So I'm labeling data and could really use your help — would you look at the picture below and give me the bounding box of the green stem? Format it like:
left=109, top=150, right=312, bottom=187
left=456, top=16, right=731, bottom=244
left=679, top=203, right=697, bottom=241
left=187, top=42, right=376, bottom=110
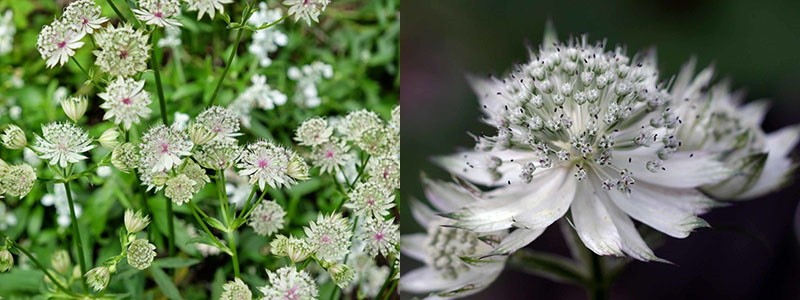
left=151, top=27, right=175, bottom=256
left=588, top=252, right=608, bottom=300
left=237, top=186, right=258, bottom=220
left=104, top=0, right=128, bottom=23
left=63, top=181, right=89, bottom=292
left=329, top=216, right=359, bottom=300
left=188, top=201, right=226, bottom=250
left=227, top=231, right=240, bottom=278
left=13, top=243, right=79, bottom=297
left=240, top=189, right=268, bottom=222
left=207, top=0, right=255, bottom=106
left=217, top=171, right=230, bottom=224
left=70, top=57, right=93, bottom=84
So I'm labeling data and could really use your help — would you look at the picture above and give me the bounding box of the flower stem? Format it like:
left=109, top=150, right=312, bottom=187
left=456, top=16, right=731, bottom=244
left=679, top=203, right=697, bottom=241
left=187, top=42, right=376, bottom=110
left=227, top=231, right=240, bottom=278
left=63, top=181, right=89, bottom=292
left=187, top=201, right=226, bottom=250
left=104, top=0, right=128, bottom=23
left=587, top=251, right=608, bottom=300
left=151, top=27, right=175, bottom=256
left=207, top=0, right=255, bottom=106
left=14, top=243, right=78, bottom=297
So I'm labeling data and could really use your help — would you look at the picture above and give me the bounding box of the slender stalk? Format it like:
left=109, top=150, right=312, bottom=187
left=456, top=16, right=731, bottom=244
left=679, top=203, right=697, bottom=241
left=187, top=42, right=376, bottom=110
left=227, top=231, right=240, bottom=278
left=329, top=216, right=360, bottom=300
left=188, top=201, right=226, bottom=250
left=151, top=27, right=175, bottom=256
left=207, top=0, right=255, bottom=105
left=104, top=0, right=128, bottom=23
left=217, top=171, right=230, bottom=224
left=70, top=57, right=94, bottom=85
left=13, top=243, right=78, bottom=297
left=63, top=181, right=89, bottom=292
left=240, top=189, right=268, bottom=221
left=376, top=260, right=397, bottom=299
left=236, top=186, right=258, bottom=220
left=588, top=252, right=608, bottom=300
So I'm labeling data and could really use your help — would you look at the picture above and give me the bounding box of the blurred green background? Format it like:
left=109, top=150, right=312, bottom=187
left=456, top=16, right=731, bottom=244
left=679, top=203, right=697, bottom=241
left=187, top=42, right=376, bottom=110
left=401, top=0, right=800, bottom=299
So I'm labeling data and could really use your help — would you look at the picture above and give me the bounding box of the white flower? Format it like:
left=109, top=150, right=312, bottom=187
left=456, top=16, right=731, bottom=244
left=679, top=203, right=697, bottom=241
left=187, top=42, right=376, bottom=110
left=669, top=60, right=800, bottom=200
left=401, top=177, right=507, bottom=299
left=195, top=140, right=241, bottom=170
left=85, top=266, right=110, bottom=292
left=185, top=0, right=233, bottom=20
left=295, top=117, right=333, bottom=146
left=345, top=181, right=395, bottom=219
left=342, top=109, right=382, bottom=143
left=236, top=141, right=294, bottom=190
left=361, top=217, right=398, bottom=258
left=112, top=142, right=139, bottom=173
left=127, top=239, right=156, bottom=270
left=63, top=0, right=108, bottom=35
left=229, top=75, right=287, bottom=128
left=247, top=3, right=287, bottom=67
left=270, top=234, right=312, bottom=263
left=139, top=124, right=193, bottom=173
left=435, top=30, right=733, bottom=262
left=196, top=106, right=241, bottom=143
left=326, top=263, right=355, bottom=289
left=61, top=96, right=88, bottom=122
left=311, top=137, right=352, bottom=175
left=259, top=267, right=318, bottom=300
left=368, top=157, right=399, bottom=191
left=0, top=10, right=16, bottom=55
left=287, top=62, right=332, bottom=108
left=157, top=25, right=182, bottom=48
left=124, top=209, right=151, bottom=233
left=283, top=0, right=330, bottom=25
left=93, top=24, right=150, bottom=77
left=1, top=124, right=27, bottom=150
left=98, top=127, right=121, bottom=149
left=303, top=213, right=351, bottom=263
left=99, top=77, right=152, bottom=130
left=33, top=122, right=95, bottom=168
left=221, top=278, right=252, bottom=300
left=248, top=201, right=286, bottom=236
left=37, top=19, right=84, bottom=68
left=0, top=164, right=36, bottom=198
left=133, top=0, right=182, bottom=27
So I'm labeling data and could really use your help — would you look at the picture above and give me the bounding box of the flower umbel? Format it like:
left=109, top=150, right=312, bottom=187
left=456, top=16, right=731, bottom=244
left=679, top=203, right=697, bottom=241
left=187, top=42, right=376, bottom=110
left=37, top=19, right=84, bottom=68
left=93, top=24, right=150, bottom=77
left=33, top=122, right=95, bottom=168
left=99, top=77, right=152, bottom=130
left=127, top=239, right=157, bottom=270
left=133, top=0, right=182, bottom=27
left=248, top=201, right=286, bottom=236
left=303, top=213, right=352, bottom=263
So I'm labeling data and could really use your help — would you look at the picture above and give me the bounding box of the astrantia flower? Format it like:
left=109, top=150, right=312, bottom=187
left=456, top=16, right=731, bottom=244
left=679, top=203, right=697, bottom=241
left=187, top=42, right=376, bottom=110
left=326, top=263, right=355, bottom=289
left=196, top=106, right=241, bottom=143
left=283, top=0, right=330, bottom=25
left=304, top=213, right=352, bottom=263
left=139, top=124, right=193, bottom=173
left=368, top=157, right=399, bottom=191
left=401, top=177, right=507, bottom=299
left=343, top=109, right=382, bottom=143
left=124, top=209, right=150, bottom=234
left=1, top=124, right=27, bottom=150
left=259, top=267, right=318, bottom=300
left=133, top=0, right=182, bottom=27
left=435, top=30, right=733, bottom=261
left=669, top=61, right=800, bottom=200
left=221, top=278, right=252, bottom=300
left=112, top=142, right=139, bottom=173
left=61, top=96, right=88, bottom=122
left=345, top=181, right=395, bottom=219
left=311, top=137, right=352, bottom=175
left=127, top=239, right=156, bottom=270
left=237, top=141, right=294, bottom=190
left=33, top=122, right=95, bottom=168
left=37, top=19, right=84, bottom=68
left=195, top=140, right=241, bottom=170
left=85, top=266, right=110, bottom=292
left=99, top=77, right=152, bottom=130
left=0, top=164, right=37, bottom=198
left=248, top=200, right=286, bottom=236
left=295, top=117, right=333, bottom=146
left=165, top=174, right=197, bottom=205
left=98, top=127, right=120, bottom=149
left=361, top=217, right=399, bottom=258
left=0, top=249, right=13, bottom=272
left=93, top=24, right=150, bottom=77
left=270, top=234, right=312, bottom=263
left=63, top=0, right=108, bottom=35
left=390, top=105, right=400, bottom=132
left=185, top=0, right=233, bottom=20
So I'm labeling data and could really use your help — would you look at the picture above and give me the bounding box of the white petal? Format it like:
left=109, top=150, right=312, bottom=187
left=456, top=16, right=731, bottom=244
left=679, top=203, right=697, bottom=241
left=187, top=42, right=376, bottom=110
left=399, top=267, right=461, bottom=294
left=737, top=125, right=800, bottom=199
left=739, top=100, right=770, bottom=126
left=433, top=150, right=535, bottom=187
left=570, top=183, right=623, bottom=256
left=410, top=199, right=436, bottom=228
left=606, top=181, right=713, bottom=238
left=400, top=233, right=429, bottom=262
left=490, top=227, right=545, bottom=256
left=616, top=151, right=732, bottom=188
left=422, top=176, right=479, bottom=213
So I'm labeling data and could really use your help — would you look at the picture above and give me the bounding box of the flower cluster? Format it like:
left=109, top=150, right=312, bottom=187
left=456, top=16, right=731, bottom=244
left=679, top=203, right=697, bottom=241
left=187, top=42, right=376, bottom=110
left=93, top=23, right=151, bottom=77
left=248, top=3, right=287, bottom=67
left=283, top=0, right=330, bottom=25
left=36, top=0, right=107, bottom=68
left=133, top=0, right=182, bottom=27
left=85, top=209, right=156, bottom=292
left=288, top=61, right=333, bottom=108
left=185, top=0, right=233, bottom=20
left=402, top=28, right=800, bottom=298
left=229, top=75, right=288, bottom=128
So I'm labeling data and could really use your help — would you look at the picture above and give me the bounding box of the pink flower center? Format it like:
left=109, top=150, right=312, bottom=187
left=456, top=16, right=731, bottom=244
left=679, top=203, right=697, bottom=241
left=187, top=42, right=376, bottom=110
left=159, top=143, right=170, bottom=154
left=122, top=97, right=132, bottom=105
left=119, top=50, right=129, bottom=59
left=154, top=12, right=163, bottom=18
left=325, top=150, right=335, bottom=159
left=82, top=17, right=89, bottom=25
left=320, top=234, right=331, bottom=244
left=257, top=159, right=269, bottom=168
left=366, top=198, right=375, bottom=206
left=374, top=232, right=384, bottom=241
left=285, top=287, right=299, bottom=300
left=57, top=41, right=67, bottom=49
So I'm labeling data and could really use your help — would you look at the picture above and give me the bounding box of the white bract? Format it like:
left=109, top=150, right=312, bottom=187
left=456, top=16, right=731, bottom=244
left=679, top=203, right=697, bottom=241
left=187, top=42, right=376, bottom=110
left=37, top=19, right=84, bottom=68
left=33, top=122, right=95, bottom=168
left=185, top=0, right=233, bottom=20
left=93, top=24, right=150, bottom=77
left=133, top=0, right=182, bottom=27
left=63, top=0, right=108, bottom=35
left=259, top=267, right=318, bottom=300
left=99, top=77, right=152, bottom=130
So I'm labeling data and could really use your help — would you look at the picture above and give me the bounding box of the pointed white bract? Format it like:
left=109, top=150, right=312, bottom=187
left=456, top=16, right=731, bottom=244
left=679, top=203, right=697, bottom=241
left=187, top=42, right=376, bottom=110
left=37, top=19, right=84, bottom=68
left=33, top=122, right=95, bottom=168
left=132, top=0, right=182, bottom=27
left=99, top=77, right=152, bottom=130
left=63, top=0, right=108, bottom=35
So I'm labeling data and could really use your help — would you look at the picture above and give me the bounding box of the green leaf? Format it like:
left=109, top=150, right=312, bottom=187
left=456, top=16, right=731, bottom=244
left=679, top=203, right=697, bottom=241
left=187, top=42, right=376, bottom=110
left=150, top=267, right=183, bottom=300
left=508, top=249, right=589, bottom=286
left=153, top=257, right=200, bottom=269
left=204, top=216, right=228, bottom=233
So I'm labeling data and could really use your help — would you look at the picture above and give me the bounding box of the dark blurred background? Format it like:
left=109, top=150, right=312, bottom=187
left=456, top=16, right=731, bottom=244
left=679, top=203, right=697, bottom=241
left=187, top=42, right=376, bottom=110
left=400, top=0, right=800, bottom=299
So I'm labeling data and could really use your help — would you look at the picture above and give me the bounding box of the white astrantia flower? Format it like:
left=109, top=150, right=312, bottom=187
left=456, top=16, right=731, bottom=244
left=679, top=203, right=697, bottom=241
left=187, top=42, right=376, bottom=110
left=37, top=19, right=85, bottom=68
left=283, top=0, right=330, bottom=25
left=236, top=140, right=296, bottom=190
left=248, top=200, right=286, bottom=236
left=0, top=163, right=36, bottom=198
left=311, top=137, right=352, bottom=175
left=345, top=181, right=395, bottom=219
left=247, top=2, right=287, bottom=67
left=61, top=96, right=88, bottom=123
left=85, top=266, right=110, bottom=292
left=127, top=239, right=157, bottom=270
left=139, top=124, right=193, bottom=173
left=229, top=75, right=287, bottom=128
left=165, top=174, right=196, bottom=205
left=93, top=24, right=150, bottom=77
left=220, top=278, right=252, bottom=300
left=287, top=61, right=333, bottom=108
left=1, top=124, right=27, bottom=150
left=133, top=0, right=182, bottom=27
left=62, top=0, right=108, bottom=35
left=304, top=213, right=352, bottom=263
left=367, top=156, right=399, bottom=191
left=33, top=122, right=95, bottom=168
left=295, top=117, right=333, bottom=147
left=259, top=267, right=318, bottom=300
left=401, top=176, right=507, bottom=299
left=112, top=142, right=139, bottom=173
left=0, top=10, right=16, bottom=55
left=196, top=106, right=242, bottom=143
left=361, top=217, right=399, bottom=258
left=668, top=60, right=800, bottom=200
left=342, top=109, right=382, bottom=143
left=185, top=0, right=233, bottom=20
left=435, top=29, right=734, bottom=261
left=99, top=77, right=152, bottom=130
left=195, top=140, right=241, bottom=170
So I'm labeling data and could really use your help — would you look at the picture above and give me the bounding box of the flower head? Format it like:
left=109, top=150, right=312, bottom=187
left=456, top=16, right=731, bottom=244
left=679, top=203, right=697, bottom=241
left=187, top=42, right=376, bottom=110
left=237, top=141, right=299, bottom=190
left=221, top=278, right=252, bottom=300
left=259, top=267, right=318, bottom=300
left=98, top=127, right=121, bottom=149
left=0, top=163, right=37, bottom=198
left=61, top=96, right=88, bottom=122
left=139, top=124, right=193, bottom=173
left=1, top=124, right=27, bottom=149
left=326, top=263, right=355, bottom=289
left=368, top=157, right=399, bottom=191
left=127, top=239, right=156, bottom=270
left=37, top=19, right=84, bottom=68
left=133, top=0, right=182, bottom=27
left=112, top=142, right=139, bottom=173
left=33, top=122, right=95, bottom=167
left=310, top=137, right=351, bottom=175
left=93, top=24, right=150, bottom=77
left=343, top=109, right=383, bottom=143
left=124, top=209, right=150, bottom=233
left=295, top=117, right=333, bottom=146
left=0, top=249, right=13, bottom=272
left=345, top=181, right=394, bottom=219
left=185, top=0, right=233, bottom=20
left=361, top=217, right=399, bottom=258
left=51, top=250, right=71, bottom=274
left=248, top=200, right=286, bottom=236
left=270, top=234, right=312, bottom=263
left=303, top=213, right=351, bottom=263
left=63, top=0, right=108, bottom=35
left=165, top=174, right=197, bottom=205
left=85, top=266, right=110, bottom=291
left=196, top=106, right=242, bottom=143
left=283, top=0, right=330, bottom=25
left=195, top=140, right=241, bottom=170
left=99, top=77, right=152, bottom=130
